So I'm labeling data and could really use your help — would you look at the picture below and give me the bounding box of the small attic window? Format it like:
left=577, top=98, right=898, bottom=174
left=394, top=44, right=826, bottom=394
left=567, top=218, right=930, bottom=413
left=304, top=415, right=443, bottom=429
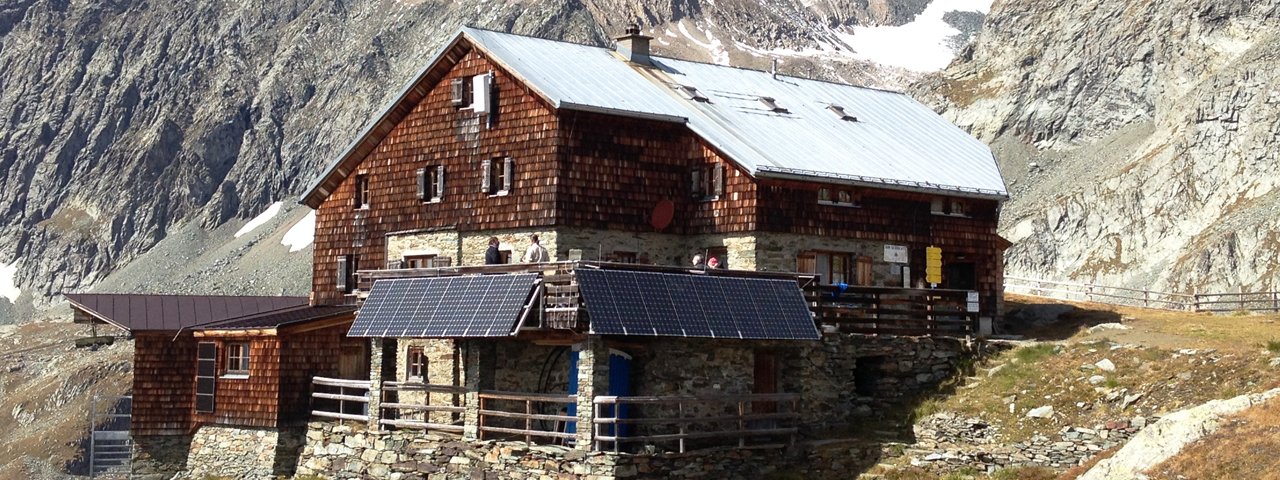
left=758, top=96, right=787, bottom=113
left=828, top=104, right=858, bottom=122
left=676, top=84, right=709, bottom=102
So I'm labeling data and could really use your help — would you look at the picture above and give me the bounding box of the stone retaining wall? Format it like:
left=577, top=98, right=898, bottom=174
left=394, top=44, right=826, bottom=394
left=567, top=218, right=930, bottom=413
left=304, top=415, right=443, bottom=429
left=297, top=421, right=888, bottom=479
left=131, top=435, right=192, bottom=480
left=180, top=425, right=304, bottom=479
left=909, top=413, right=1145, bottom=473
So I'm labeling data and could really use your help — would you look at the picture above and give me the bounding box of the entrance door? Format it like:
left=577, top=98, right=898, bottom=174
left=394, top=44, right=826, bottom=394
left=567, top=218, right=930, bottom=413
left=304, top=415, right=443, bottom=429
left=943, top=262, right=977, bottom=290
left=338, top=339, right=369, bottom=380
left=753, top=351, right=778, bottom=414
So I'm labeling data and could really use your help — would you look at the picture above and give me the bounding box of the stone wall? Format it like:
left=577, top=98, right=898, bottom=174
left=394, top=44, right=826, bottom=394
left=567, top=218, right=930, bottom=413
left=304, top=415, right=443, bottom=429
left=131, top=435, right=191, bottom=480
left=396, top=338, right=460, bottom=424
left=755, top=232, right=907, bottom=286
left=909, top=413, right=1144, bottom=473
left=180, top=425, right=304, bottom=479
left=296, top=421, right=862, bottom=479
left=791, top=334, right=978, bottom=430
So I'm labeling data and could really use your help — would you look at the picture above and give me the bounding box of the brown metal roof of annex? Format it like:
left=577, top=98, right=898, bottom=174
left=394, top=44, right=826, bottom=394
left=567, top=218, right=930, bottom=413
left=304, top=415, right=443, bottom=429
left=65, top=293, right=309, bottom=333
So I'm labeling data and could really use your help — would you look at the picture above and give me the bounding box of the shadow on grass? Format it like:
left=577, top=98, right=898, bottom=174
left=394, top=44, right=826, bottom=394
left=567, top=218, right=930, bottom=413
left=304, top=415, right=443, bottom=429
left=1001, top=298, right=1123, bottom=341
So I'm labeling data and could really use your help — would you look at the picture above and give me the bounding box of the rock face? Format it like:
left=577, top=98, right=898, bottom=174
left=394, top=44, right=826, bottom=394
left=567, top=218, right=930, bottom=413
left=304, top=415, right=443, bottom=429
left=925, top=0, right=1280, bottom=294
left=0, top=0, right=986, bottom=319
left=1077, top=388, right=1280, bottom=480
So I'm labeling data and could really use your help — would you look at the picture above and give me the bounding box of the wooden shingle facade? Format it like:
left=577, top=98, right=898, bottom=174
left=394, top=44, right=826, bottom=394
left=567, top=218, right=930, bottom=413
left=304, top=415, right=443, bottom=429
left=304, top=28, right=1009, bottom=316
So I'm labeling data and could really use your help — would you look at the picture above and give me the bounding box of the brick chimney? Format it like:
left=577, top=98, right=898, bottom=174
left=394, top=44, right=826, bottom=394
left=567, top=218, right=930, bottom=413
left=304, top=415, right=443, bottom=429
left=614, top=23, right=652, bottom=65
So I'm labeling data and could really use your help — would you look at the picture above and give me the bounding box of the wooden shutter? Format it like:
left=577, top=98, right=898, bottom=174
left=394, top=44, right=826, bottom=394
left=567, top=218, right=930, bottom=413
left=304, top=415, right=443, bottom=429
left=450, top=78, right=467, bottom=106
left=690, top=169, right=702, bottom=198
left=386, top=259, right=404, bottom=269
left=481, top=159, right=492, bottom=193
left=416, top=167, right=427, bottom=200
left=435, top=165, right=445, bottom=200
left=502, top=157, right=514, bottom=192
left=432, top=256, right=452, bottom=268
left=336, top=256, right=349, bottom=291
left=195, top=342, right=217, bottom=413
left=712, top=164, right=724, bottom=197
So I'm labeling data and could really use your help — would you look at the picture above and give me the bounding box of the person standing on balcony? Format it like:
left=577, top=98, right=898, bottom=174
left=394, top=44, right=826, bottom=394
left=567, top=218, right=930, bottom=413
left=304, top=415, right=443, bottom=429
left=522, top=234, right=549, bottom=263
left=691, top=253, right=705, bottom=268
left=485, top=237, right=502, bottom=265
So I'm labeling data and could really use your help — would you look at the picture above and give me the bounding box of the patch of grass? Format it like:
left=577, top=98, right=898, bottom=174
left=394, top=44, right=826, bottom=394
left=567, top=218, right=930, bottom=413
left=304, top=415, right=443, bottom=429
left=882, top=466, right=938, bottom=480
left=1104, top=377, right=1122, bottom=388
left=1014, top=344, right=1060, bottom=364
left=1146, top=397, right=1280, bottom=479
left=1266, top=340, right=1280, bottom=354
left=988, top=466, right=1056, bottom=480
left=941, top=466, right=981, bottom=479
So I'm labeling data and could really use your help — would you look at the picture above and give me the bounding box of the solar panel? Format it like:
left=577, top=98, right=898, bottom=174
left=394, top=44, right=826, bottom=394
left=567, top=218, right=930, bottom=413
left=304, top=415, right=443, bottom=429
left=348, top=273, right=538, bottom=338
left=576, top=269, right=819, bottom=340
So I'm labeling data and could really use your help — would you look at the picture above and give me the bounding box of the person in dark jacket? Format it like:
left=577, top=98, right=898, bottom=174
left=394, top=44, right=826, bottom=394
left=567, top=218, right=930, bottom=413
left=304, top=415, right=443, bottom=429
left=485, top=237, right=502, bottom=265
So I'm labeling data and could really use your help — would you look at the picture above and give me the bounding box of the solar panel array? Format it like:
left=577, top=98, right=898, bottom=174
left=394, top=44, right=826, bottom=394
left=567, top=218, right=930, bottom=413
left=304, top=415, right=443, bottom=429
left=348, top=273, right=538, bottom=338
left=575, top=269, right=819, bottom=340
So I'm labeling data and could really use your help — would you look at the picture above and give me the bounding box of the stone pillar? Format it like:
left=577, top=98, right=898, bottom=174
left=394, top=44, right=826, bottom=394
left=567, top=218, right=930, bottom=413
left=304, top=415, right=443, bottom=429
left=368, top=338, right=383, bottom=431
left=574, top=336, right=610, bottom=451
left=460, top=340, right=495, bottom=440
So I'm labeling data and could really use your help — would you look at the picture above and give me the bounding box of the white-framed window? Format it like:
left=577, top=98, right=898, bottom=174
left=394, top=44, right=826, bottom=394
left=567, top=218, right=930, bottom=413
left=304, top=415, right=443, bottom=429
left=482, top=157, right=513, bottom=196
left=353, top=174, right=370, bottom=210
left=931, top=197, right=970, bottom=217
left=225, top=342, right=250, bottom=377
left=417, top=165, right=445, bottom=202
left=818, top=187, right=861, bottom=207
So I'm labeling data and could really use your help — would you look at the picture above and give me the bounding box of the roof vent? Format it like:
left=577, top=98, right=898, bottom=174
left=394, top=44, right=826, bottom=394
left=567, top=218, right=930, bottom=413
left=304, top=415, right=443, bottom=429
left=828, top=104, right=858, bottom=122
left=676, top=84, right=709, bottom=102
left=758, top=96, right=788, bottom=113
left=614, top=23, right=652, bottom=65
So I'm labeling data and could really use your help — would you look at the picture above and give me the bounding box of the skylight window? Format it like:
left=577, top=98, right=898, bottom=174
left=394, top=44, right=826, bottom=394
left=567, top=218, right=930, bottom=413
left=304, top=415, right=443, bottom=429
left=758, top=96, right=788, bottom=113
left=828, top=104, right=858, bottom=122
left=675, top=84, right=709, bottom=102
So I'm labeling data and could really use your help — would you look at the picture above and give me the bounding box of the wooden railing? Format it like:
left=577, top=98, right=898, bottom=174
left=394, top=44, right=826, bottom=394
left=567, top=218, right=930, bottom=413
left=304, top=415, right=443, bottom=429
left=1005, top=275, right=1195, bottom=310
left=380, top=381, right=467, bottom=433
left=592, top=393, right=800, bottom=453
left=1190, top=291, right=1280, bottom=313
left=311, top=377, right=371, bottom=423
left=805, top=285, right=979, bottom=336
left=477, top=391, right=578, bottom=444
left=1006, top=276, right=1280, bottom=313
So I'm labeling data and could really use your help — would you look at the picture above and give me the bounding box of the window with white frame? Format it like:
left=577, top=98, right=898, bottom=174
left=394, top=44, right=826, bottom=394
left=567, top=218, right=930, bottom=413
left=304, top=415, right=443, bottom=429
left=225, top=342, right=250, bottom=376
left=407, top=346, right=427, bottom=379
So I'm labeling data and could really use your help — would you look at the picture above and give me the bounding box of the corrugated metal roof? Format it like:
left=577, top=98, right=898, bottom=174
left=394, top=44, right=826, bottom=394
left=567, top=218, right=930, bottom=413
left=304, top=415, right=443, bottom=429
left=65, top=294, right=309, bottom=332
left=463, top=27, right=1007, bottom=198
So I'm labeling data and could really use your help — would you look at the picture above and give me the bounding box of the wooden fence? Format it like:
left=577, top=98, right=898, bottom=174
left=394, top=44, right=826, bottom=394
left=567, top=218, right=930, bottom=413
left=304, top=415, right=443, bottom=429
left=592, top=393, right=800, bottom=453
left=380, top=381, right=467, bottom=432
left=1005, top=276, right=1280, bottom=313
left=477, top=391, right=578, bottom=444
left=311, top=377, right=371, bottom=423
left=804, top=285, right=980, bottom=336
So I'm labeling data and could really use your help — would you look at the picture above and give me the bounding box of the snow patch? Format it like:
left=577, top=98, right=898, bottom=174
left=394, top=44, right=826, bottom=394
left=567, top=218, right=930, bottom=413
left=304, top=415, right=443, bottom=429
left=836, top=0, right=993, bottom=72
left=0, top=260, right=19, bottom=304
left=282, top=210, right=316, bottom=253
left=234, top=202, right=283, bottom=238
left=677, top=21, right=731, bottom=65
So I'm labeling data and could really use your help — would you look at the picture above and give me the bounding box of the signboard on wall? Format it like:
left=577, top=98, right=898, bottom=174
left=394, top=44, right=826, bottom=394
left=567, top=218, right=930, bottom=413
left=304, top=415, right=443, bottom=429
left=884, top=245, right=909, bottom=264
left=966, top=291, right=980, bottom=312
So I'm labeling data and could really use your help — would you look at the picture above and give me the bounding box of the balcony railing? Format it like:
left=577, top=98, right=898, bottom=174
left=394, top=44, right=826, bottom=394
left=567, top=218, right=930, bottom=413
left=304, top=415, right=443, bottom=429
left=477, top=391, right=577, bottom=444
left=358, top=261, right=985, bottom=338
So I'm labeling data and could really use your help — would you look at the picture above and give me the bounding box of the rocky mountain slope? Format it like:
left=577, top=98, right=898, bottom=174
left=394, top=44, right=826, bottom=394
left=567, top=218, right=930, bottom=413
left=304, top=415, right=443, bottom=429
left=925, top=0, right=1280, bottom=294
left=0, top=0, right=987, bottom=322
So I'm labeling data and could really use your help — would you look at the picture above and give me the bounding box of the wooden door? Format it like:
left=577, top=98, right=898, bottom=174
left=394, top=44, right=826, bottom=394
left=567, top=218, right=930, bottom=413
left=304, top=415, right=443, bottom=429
left=753, top=351, right=778, bottom=414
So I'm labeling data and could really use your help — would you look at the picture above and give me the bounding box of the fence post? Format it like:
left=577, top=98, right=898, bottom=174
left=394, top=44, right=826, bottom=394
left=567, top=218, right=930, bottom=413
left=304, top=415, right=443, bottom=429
left=1273, top=291, right=1278, bottom=312
left=368, top=338, right=384, bottom=431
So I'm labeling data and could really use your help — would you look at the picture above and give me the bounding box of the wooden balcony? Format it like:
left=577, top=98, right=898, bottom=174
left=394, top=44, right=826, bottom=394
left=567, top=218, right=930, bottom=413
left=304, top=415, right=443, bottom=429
left=355, top=261, right=982, bottom=338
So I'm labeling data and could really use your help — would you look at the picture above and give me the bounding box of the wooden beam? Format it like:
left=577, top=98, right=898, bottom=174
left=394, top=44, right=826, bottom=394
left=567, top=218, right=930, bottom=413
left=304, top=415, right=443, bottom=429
left=194, top=329, right=277, bottom=337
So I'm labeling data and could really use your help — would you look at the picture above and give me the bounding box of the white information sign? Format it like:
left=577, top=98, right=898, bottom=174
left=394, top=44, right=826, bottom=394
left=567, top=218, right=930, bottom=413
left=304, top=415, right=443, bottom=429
left=966, top=291, right=980, bottom=312
left=884, top=245, right=909, bottom=264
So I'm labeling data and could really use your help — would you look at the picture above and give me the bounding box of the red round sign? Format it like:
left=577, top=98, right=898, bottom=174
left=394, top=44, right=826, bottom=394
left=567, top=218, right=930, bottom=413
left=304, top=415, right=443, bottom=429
left=650, top=199, right=674, bottom=230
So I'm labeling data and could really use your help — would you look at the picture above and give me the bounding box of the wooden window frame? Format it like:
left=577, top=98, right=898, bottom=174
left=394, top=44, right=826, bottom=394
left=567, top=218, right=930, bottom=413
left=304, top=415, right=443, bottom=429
left=353, top=174, right=370, bottom=210
left=482, top=157, right=513, bottom=196
left=224, top=342, right=250, bottom=378
left=404, top=254, right=450, bottom=269
left=450, top=78, right=471, bottom=108
left=690, top=163, right=724, bottom=201
left=417, top=165, right=445, bottom=203
left=337, top=254, right=359, bottom=294
left=818, top=187, right=861, bottom=208
left=407, top=346, right=427, bottom=380
left=931, top=197, right=970, bottom=217
left=797, top=250, right=866, bottom=286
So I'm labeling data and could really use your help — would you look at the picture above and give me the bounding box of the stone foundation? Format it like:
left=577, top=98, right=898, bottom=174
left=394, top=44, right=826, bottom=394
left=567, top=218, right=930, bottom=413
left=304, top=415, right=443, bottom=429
left=297, top=421, right=884, bottom=479
left=179, top=425, right=304, bottom=478
left=131, top=434, right=192, bottom=480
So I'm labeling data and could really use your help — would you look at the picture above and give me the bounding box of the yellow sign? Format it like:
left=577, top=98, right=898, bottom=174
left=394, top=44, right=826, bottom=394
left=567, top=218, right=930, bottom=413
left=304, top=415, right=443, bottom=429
left=925, top=246, right=943, bottom=284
